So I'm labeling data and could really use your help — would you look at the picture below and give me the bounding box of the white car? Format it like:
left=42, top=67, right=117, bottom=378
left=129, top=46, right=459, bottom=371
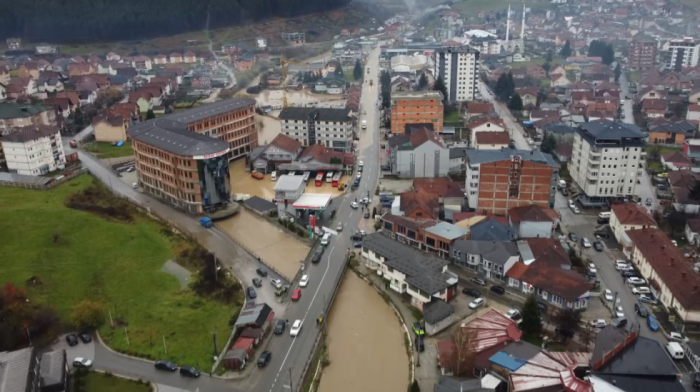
left=615, top=306, right=624, bottom=318
left=336, top=223, right=343, bottom=232
left=570, top=204, right=580, bottom=214
left=627, top=277, right=645, bottom=285
left=299, top=274, right=309, bottom=287
left=527, top=138, right=534, bottom=145
left=360, top=197, right=370, bottom=204
left=632, top=286, right=650, bottom=295
left=132, top=183, right=138, bottom=189
left=604, top=289, right=614, bottom=302
left=669, top=332, right=689, bottom=342
left=359, top=161, right=364, bottom=167
left=582, top=238, right=592, bottom=248
left=356, top=173, right=362, bottom=179
left=588, top=263, right=597, bottom=273
left=506, top=309, right=521, bottom=320
left=618, top=264, right=633, bottom=271
left=73, top=357, right=93, bottom=368
left=271, top=278, right=283, bottom=288
left=590, top=319, right=607, bottom=328
left=468, top=298, right=485, bottom=309
left=350, top=202, right=359, bottom=209
left=290, top=320, right=302, bottom=336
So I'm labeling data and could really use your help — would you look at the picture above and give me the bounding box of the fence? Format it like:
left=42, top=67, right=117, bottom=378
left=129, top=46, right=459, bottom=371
left=0, top=167, right=88, bottom=190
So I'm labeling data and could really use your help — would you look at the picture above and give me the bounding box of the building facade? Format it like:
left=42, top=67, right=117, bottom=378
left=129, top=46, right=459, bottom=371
left=0, top=103, right=56, bottom=133
left=387, top=127, right=450, bottom=178
left=465, top=149, right=559, bottom=215
left=390, top=91, right=444, bottom=134
left=433, top=47, right=480, bottom=102
left=278, top=107, right=353, bottom=152
left=662, top=37, right=700, bottom=71
left=3, top=125, right=65, bottom=175
left=568, top=121, right=646, bottom=204
left=129, top=102, right=244, bottom=214
left=628, top=40, right=658, bottom=71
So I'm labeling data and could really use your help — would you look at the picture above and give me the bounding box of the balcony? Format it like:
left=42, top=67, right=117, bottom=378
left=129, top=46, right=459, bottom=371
left=586, top=171, right=598, bottom=180
left=589, top=149, right=601, bottom=158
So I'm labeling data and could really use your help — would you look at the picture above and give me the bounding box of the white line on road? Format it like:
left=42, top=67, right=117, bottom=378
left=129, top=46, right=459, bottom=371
left=269, top=245, right=335, bottom=392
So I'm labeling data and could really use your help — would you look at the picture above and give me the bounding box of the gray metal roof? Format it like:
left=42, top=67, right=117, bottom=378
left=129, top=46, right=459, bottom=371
left=278, top=107, right=352, bottom=123
left=434, top=377, right=491, bottom=392
left=649, top=120, right=696, bottom=135
left=128, top=98, right=254, bottom=157
left=244, top=197, right=277, bottom=214
left=0, top=348, right=34, bottom=392
left=235, top=303, right=272, bottom=327
left=39, top=350, right=66, bottom=388
left=543, top=121, right=575, bottom=134
left=424, top=222, right=470, bottom=241
left=452, top=240, right=519, bottom=266
left=469, top=219, right=516, bottom=242
left=579, top=121, right=645, bottom=141
left=273, top=175, right=305, bottom=192
left=449, top=147, right=467, bottom=159
left=0, top=172, right=52, bottom=186
left=465, top=148, right=559, bottom=168
left=424, top=300, right=454, bottom=324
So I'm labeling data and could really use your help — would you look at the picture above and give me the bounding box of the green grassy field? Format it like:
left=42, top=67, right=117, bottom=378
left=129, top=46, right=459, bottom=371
left=453, top=0, right=550, bottom=16
left=0, top=175, right=235, bottom=367
left=82, top=372, right=151, bottom=392
left=84, top=142, right=134, bottom=159
left=444, top=111, right=461, bottom=122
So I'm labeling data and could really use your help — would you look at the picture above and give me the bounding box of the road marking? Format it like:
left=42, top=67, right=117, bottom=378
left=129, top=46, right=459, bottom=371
left=269, top=245, right=335, bottom=392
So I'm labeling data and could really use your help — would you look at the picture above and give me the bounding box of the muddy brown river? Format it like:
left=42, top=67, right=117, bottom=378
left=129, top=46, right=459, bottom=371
left=318, top=273, right=409, bottom=392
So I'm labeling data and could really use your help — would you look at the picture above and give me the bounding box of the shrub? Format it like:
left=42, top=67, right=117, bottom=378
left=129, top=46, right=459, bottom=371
left=70, top=300, right=105, bottom=330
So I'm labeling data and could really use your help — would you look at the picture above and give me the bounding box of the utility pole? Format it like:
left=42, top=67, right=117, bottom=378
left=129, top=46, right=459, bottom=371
left=163, top=335, right=167, bottom=354
left=288, top=367, right=294, bottom=392
left=26, top=328, right=32, bottom=346
left=124, top=326, right=130, bottom=346
left=213, top=326, right=218, bottom=356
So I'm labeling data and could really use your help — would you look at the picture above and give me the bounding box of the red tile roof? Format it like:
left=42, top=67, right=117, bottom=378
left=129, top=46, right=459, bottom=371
left=527, top=238, right=570, bottom=268
left=662, top=151, right=692, bottom=166
left=269, top=133, right=301, bottom=154
left=611, top=204, right=657, bottom=227
left=506, top=262, right=529, bottom=280
left=409, top=127, right=443, bottom=148
left=460, top=309, right=522, bottom=352
left=626, top=228, right=700, bottom=311
left=399, top=191, right=440, bottom=219
left=520, top=265, right=592, bottom=301
left=413, top=178, right=464, bottom=198
left=508, top=205, right=555, bottom=224
left=466, top=102, right=494, bottom=114
left=466, top=117, right=506, bottom=130
left=475, top=131, right=510, bottom=145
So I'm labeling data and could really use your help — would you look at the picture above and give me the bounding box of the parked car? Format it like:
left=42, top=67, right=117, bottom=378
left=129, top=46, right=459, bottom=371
left=258, top=351, right=272, bottom=367
left=299, top=274, right=309, bottom=287
left=627, top=277, right=646, bottom=285
left=638, top=294, right=657, bottom=304
left=290, top=320, right=303, bottom=336
left=615, top=306, right=624, bottom=318
left=256, top=268, right=268, bottom=277
left=469, top=298, right=485, bottom=309
left=647, top=315, right=660, bottom=331
left=593, top=242, right=603, bottom=251
left=588, top=263, right=597, bottom=274
left=72, top=358, right=93, bottom=368
left=645, top=198, right=652, bottom=206
left=612, top=318, right=627, bottom=328
left=471, top=277, right=487, bottom=286
left=66, top=334, right=78, bottom=347
left=604, top=289, right=614, bottom=302
left=657, top=184, right=668, bottom=190
left=621, top=270, right=636, bottom=277
left=635, top=303, right=649, bottom=317
left=590, top=319, right=607, bottom=328
left=632, top=286, right=651, bottom=295
left=537, top=302, right=547, bottom=312
left=180, top=366, right=200, bottom=378
left=506, top=309, right=522, bottom=321
left=271, top=278, right=283, bottom=288
left=79, top=331, right=92, bottom=343
left=412, top=322, right=425, bottom=336
left=582, top=238, right=592, bottom=248
left=274, top=320, right=286, bottom=335
left=155, top=360, right=178, bottom=371
left=462, top=288, right=481, bottom=298
left=312, top=250, right=323, bottom=263
left=693, top=372, right=700, bottom=388
left=669, top=332, right=689, bottom=342
left=291, top=289, right=301, bottom=301
left=246, top=286, right=257, bottom=299
left=569, top=232, right=578, bottom=242
left=490, top=285, right=506, bottom=295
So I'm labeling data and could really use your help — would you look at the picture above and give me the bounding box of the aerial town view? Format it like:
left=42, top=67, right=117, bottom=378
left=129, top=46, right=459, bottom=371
left=4, top=0, right=700, bottom=391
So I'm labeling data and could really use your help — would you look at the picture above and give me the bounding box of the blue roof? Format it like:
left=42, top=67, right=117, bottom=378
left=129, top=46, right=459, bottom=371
left=469, top=219, right=516, bottom=241
left=489, top=351, right=528, bottom=371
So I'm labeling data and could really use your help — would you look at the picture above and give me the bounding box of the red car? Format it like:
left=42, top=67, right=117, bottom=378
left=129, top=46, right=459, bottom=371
left=291, top=289, right=301, bottom=301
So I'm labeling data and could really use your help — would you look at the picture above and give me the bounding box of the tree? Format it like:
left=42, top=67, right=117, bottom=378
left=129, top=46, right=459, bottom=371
left=520, top=295, right=542, bottom=337
left=353, top=59, right=363, bottom=81
left=542, top=62, right=551, bottom=76
left=689, top=179, right=700, bottom=202
left=552, top=308, right=582, bottom=341
left=409, top=380, right=421, bottom=392
left=449, top=326, right=477, bottom=377
left=335, top=64, right=344, bottom=77
left=145, top=109, right=156, bottom=120
left=560, top=40, right=572, bottom=57
left=418, top=73, right=428, bottom=89
left=647, top=145, right=661, bottom=161
left=70, top=300, right=105, bottom=330
left=540, top=134, right=557, bottom=153
left=508, top=93, right=523, bottom=112
left=614, top=63, right=621, bottom=83
left=495, top=72, right=515, bottom=101
left=380, top=70, right=392, bottom=108
left=546, top=49, right=553, bottom=63
left=433, top=76, right=448, bottom=103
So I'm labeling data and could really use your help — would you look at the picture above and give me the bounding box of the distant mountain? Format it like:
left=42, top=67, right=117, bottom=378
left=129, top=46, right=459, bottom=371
left=0, top=0, right=351, bottom=43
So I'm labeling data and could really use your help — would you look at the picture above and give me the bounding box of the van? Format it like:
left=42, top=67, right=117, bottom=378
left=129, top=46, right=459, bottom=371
left=666, top=342, right=685, bottom=360
left=362, top=120, right=367, bottom=129
left=598, top=212, right=611, bottom=219
left=271, top=171, right=277, bottom=181
left=558, top=180, right=566, bottom=189
left=321, top=233, right=331, bottom=246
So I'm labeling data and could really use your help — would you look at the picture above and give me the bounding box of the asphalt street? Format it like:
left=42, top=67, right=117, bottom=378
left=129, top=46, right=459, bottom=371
left=479, top=80, right=531, bottom=150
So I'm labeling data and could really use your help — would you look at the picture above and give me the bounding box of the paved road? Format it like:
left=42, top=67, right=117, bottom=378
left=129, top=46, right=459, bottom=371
left=478, top=80, right=530, bottom=150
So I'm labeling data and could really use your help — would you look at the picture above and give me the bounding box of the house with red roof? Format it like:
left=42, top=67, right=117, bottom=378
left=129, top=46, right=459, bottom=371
left=661, top=151, right=692, bottom=171
left=507, top=205, right=558, bottom=238
left=609, top=203, right=657, bottom=247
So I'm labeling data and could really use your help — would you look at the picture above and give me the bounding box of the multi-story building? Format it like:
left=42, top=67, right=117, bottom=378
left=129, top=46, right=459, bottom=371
left=662, top=37, right=700, bottom=71
left=0, top=103, right=56, bottom=134
left=3, top=125, right=65, bottom=175
left=568, top=121, right=646, bottom=205
left=389, top=91, right=444, bottom=134
left=465, top=149, right=559, bottom=215
left=129, top=102, right=250, bottom=214
left=432, top=47, right=480, bottom=102
left=387, top=126, right=450, bottom=178
left=628, top=39, right=658, bottom=71
left=278, top=107, right=353, bottom=152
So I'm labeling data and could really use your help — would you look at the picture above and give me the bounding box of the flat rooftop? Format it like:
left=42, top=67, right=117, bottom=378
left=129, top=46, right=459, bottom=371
left=292, top=193, right=333, bottom=210
left=391, top=91, right=444, bottom=101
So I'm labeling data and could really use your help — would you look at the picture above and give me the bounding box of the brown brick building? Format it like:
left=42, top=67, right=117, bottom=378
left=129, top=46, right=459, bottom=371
left=465, top=149, right=559, bottom=215
left=390, top=91, right=443, bottom=134
left=129, top=98, right=257, bottom=214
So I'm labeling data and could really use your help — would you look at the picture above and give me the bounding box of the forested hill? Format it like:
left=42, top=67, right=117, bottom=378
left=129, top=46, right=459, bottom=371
left=0, top=0, right=351, bottom=43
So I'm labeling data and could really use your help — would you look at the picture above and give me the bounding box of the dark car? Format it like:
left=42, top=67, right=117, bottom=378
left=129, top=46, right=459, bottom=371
left=354, top=242, right=363, bottom=248
left=490, top=285, right=506, bottom=295
left=179, top=365, right=200, bottom=378
left=597, top=218, right=610, bottom=224
left=621, top=270, right=636, bottom=277
left=79, top=331, right=92, bottom=343
left=594, top=231, right=611, bottom=239
left=537, top=302, right=547, bottom=312
left=462, top=288, right=481, bottom=298
left=155, top=360, right=178, bottom=372
left=246, top=286, right=257, bottom=299
left=657, top=184, right=667, bottom=190
left=693, top=372, right=700, bottom=388
left=351, top=233, right=363, bottom=241
left=274, top=319, right=286, bottom=335
left=593, top=242, right=603, bottom=251
left=635, top=303, right=649, bottom=318
left=364, top=211, right=370, bottom=218
left=470, top=277, right=487, bottom=286
left=258, top=351, right=272, bottom=367
left=612, top=318, right=627, bottom=328
left=256, top=268, right=268, bottom=277
left=311, top=251, right=323, bottom=263
left=569, top=232, right=578, bottom=242
left=66, top=334, right=78, bottom=347
left=252, top=277, right=262, bottom=287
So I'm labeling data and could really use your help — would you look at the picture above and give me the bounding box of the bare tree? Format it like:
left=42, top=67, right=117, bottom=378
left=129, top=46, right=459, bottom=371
left=578, top=323, right=596, bottom=350
left=450, top=327, right=478, bottom=377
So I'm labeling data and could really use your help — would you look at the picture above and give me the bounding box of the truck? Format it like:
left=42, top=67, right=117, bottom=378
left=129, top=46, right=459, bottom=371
left=362, top=120, right=367, bottom=129
left=200, top=217, right=213, bottom=228
left=274, top=285, right=289, bottom=297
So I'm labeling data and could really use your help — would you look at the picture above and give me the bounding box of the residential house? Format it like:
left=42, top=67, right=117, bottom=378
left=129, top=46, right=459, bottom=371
left=542, top=121, right=575, bottom=145
left=685, top=139, right=700, bottom=160
left=39, top=349, right=68, bottom=392
left=550, top=74, right=571, bottom=87
left=474, top=131, right=510, bottom=150
left=6, top=38, right=21, bottom=49
left=399, top=192, right=441, bottom=220
left=641, top=99, right=667, bottom=118
left=549, top=64, right=565, bottom=76
left=248, top=133, right=302, bottom=173
left=669, top=170, right=700, bottom=214
left=507, top=205, right=558, bottom=239
left=169, top=53, right=183, bottom=64
left=106, top=52, right=121, bottom=61
left=43, top=98, right=74, bottom=118
left=413, top=177, right=464, bottom=222
left=388, top=126, right=450, bottom=178
left=191, top=75, right=211, bottom=88
left=637, top=87, right=667, bottom=102
left=68, top=63, right=95, bottom=76
left=688, top=104, right=700, bottom=122
left=516, top=86, right=538, bottom=107
left=17, top=62, right=40, bottom=79
left=93, top=115, right=128, bottom=143
left=3, top=124, right=65, bottom=175
left=466, top=117, right=506, bottom=147
left=235, top=53, right=256, bottom=71
left=451, top=240, right=519, bottom=280
left=6, top=77, right=37, bottom=98
left=153, top=54, right=168, bottom=65
left=626, top=228, right=700, bottom=332
left=0, top=348, right=42, bottom=392
left=686, top=217, right=700, bottom=246
left=0, top=83, right=7, bottom=101
left=54, top=92, right=81, bottom=109
left=361, top=232, right=459, bottom=310
left=183, top=51, right=198, bottom=63
left=313, top=76, right=346, bottom=94
left=37, top=78, right=64, bottom=93
left=464, top=102, right=495, bottom=120
left=128, top=91, right=152, bottom=113
left=661, top=151, right=692, bottom=171
left=131, top=56, right=152, bottom=71
left=609, top=203, right=657, bottom=246
left=648, top=120, right=696, bottom=145
left=78, top=89, right=97, bottom=105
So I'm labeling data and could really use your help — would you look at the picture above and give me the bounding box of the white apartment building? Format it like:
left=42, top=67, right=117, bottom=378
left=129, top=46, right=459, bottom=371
left=662, top=37, right=700, bottom=70
left=278, top=107, right=354, bottom=153
left=568, top=121, right=646, bottom=205
left=433, top=47, right=480, bottom=102
left=3, top=125, right=65, bottom=175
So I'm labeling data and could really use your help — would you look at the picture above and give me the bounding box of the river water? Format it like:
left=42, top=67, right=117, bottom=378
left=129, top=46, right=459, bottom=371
left=318, top=273, right=409, bottom=392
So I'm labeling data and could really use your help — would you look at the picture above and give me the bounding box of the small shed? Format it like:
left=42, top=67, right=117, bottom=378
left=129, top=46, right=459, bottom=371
left=239, top=327, right=264, bottom=346
left=231, top=337, right=255, bottom=356
left=222, top=349, right=248, bottom=370
left=234, top=302, right=274, bottom=333
left=424, top=300, right=454, bottom=335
